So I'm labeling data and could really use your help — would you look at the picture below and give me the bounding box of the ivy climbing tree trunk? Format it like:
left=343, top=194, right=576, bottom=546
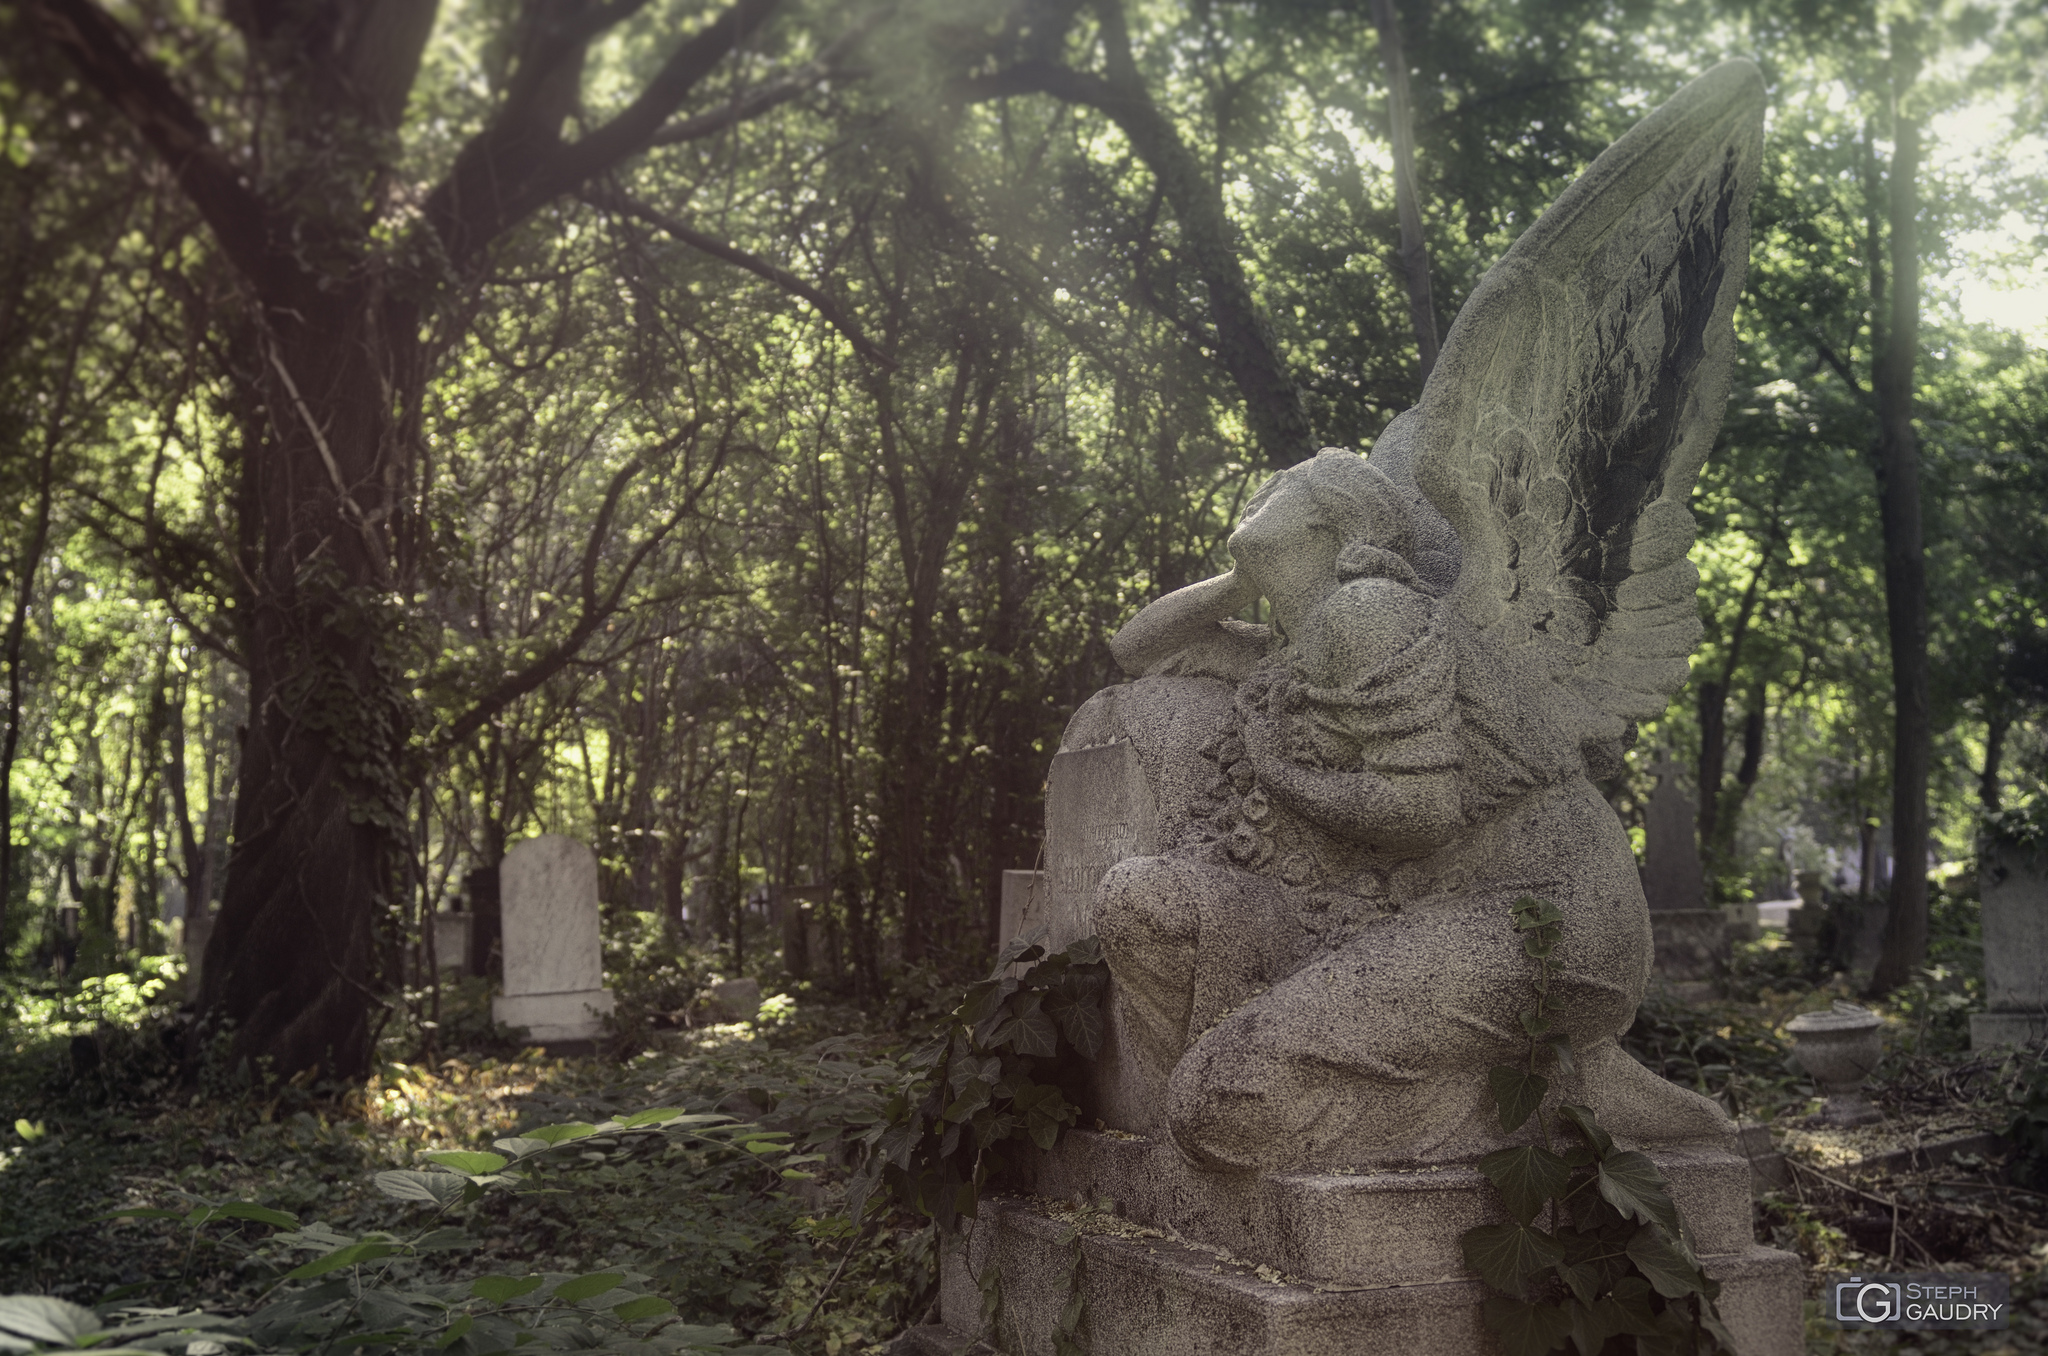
left=1869, top=29, right=1931, bottom=998
left=27, top=0, right=792, bottom=1079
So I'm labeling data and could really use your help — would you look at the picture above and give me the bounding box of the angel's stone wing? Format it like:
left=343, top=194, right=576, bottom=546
left=1397, top=61, right=1766, bottom=767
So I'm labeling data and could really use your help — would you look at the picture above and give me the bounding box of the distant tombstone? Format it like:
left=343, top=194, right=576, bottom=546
left=1971, top=841, right=2048, bottom=1049
left=1039, top=741, right=1157, bottom=953
left=432, top=912, right=472, bottom=972
left=1642, top=754, right=1706, bottom=911
left=490, top=835, right=615, bottom=1047
left=708, top=976, right=762, bottom=1022
left=1642, top=754, right=1725, bottom=995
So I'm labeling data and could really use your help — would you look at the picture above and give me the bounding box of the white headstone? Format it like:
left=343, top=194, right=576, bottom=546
left=491, top=835, right=615, bottom=1045
left=1971, top=842, right=2048, bottom=1048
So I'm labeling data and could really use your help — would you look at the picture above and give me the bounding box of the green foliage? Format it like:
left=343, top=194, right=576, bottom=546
left=6, top=1106, right=807, bottom=1355
left=849, top=937, right=1108, bottom=1231
left=1464, top=899, right=1733, bottom=1356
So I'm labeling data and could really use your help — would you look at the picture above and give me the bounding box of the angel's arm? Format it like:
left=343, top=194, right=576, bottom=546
left=1109, top=570, right=1259, bottom=678
left=1241, top=710, right=1462, bottom=854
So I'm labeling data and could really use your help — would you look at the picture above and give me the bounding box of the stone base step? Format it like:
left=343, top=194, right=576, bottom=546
left=1025, top=1129, right=1758, bottom=1289
left=926, top=1194, right=1803, bottom=1356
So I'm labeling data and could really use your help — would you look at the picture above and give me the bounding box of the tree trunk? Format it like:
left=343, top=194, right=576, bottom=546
left=1367, top=0, right=1439, bottom=383
left=198, top=290, right=415, bottom=1079
left=1981, top=712, right=2008, bottom=810
left=1869, top=31, right=1930, bottom=998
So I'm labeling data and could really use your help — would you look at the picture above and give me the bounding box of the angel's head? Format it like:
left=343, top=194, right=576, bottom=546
left=1229, top=450, right=1419, bottom=625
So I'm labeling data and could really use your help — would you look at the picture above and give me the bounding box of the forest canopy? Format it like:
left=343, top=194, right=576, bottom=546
left=2, top=0, right=2043, bottom=1077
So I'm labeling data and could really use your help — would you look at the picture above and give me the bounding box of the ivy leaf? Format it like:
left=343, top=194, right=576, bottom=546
left=1624, top=1225, right=1705, bottom=1300
left=990, top=936, right=1046, bottom=974
left=422, top=1150, right=508, bottom=1176
left=470, top=1275, right=544, bottom=1303
left=552, top=1272, right=625, bottom=1303
left=959, top=979, right=1015, bottom=1030
left=1556, top=1104, right=1613, bottom=1158
left=614, top=1108, right=689, bottom=1128
left=611, top=1296, right=673, bottom=1323
left=0, top=1296, right=101, bottom=1346
left=519, top=1122, right=598, bottom=1146
left=1044, top=987, right=1104, bottom=1057
left=1552, top=1226, right=1632, bottom=1306
left=1523, top=930, right=1558, bottom=960
left=949, top=1053, right=1001, bottom=1096
left=286, top=1241, right=399, bottom=1279
left=1059, top=937, right=1104, bottom=966
left=1461, top=1222, right=1564, bottom=1298
left=1488, top=1065, right=1549, bottom=1133
left=1478, top=1145, right=1571, bottom=1226
left=944, top=1080, right=995, bottom=1123
left=1520, top=1011, right=1554, bottom=1038
left=374, top=1171, right=468, bottom=1205
left=1597, top=1153, right=1682, bottom=1236
left=1478, top=1295, right=1573, bottom=1356
left=1564, top=1285, right=1662, bottom=1356
left=435, top=1316, right=474, bottom=1349
left=995, top=1003, right=1060, bottom=1058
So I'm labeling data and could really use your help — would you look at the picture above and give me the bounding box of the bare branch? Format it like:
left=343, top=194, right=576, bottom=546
left=431, top=421, right=726, bottom=754
left=593, top=189, right=892, bottom=368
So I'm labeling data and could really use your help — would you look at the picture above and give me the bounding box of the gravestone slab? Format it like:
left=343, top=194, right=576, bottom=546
left=1971, top=841, right=2048, bottom=1049
left=491, top=835, right=614, bottom=1046
left=432, top=912, right=472, bottom=972
left=1642, top=754, right=1707, bottom=911
left=708, top=976, right=762, bottom=1023
left=1040, top=741, right=1157, bottom=953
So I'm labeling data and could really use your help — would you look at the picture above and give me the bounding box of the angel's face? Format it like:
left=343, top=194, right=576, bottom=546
left=1228, top=471, right=1340, bottom=632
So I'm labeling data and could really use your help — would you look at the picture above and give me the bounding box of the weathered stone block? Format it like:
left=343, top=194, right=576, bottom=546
left=491, top=834, right=613, bottom=1046
left=1973, top=843, right=2048, bottom=1050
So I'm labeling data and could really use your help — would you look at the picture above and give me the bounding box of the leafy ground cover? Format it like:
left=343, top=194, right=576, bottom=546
left=2, top=956, right=935, bottom=1356
left=1622, top=909, right=2048, bottom=1356
left=11, top=888, right=2048, bottom=1356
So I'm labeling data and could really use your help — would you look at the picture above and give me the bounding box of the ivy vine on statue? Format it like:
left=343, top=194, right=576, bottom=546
left=903, top=60, right=1806, bottom=1356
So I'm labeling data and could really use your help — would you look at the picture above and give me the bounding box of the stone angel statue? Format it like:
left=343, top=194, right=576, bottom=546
left=1068, top=62, right=1768, bottom=1173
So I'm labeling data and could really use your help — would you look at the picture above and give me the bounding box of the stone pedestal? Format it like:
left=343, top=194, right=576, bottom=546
left=1971, top=842, right=2048, bottom=1050
left=900, top=1131, right=1801, bottom=1356
left=491, top=835, right=614, bottom=1047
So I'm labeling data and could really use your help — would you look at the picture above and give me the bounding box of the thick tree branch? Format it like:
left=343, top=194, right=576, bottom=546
left=429, top=0, right=784, bottom=266
left=25, top=0, right=285, bottom=293
left=594, top=189, right=892, bottom=367
left=953, top=3, right=1314, bottom=469
left=651, top=14, right=877, bottom=145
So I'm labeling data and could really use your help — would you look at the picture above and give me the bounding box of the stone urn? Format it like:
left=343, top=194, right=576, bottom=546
left=1786, top=1001, right=1885, bottom=1126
